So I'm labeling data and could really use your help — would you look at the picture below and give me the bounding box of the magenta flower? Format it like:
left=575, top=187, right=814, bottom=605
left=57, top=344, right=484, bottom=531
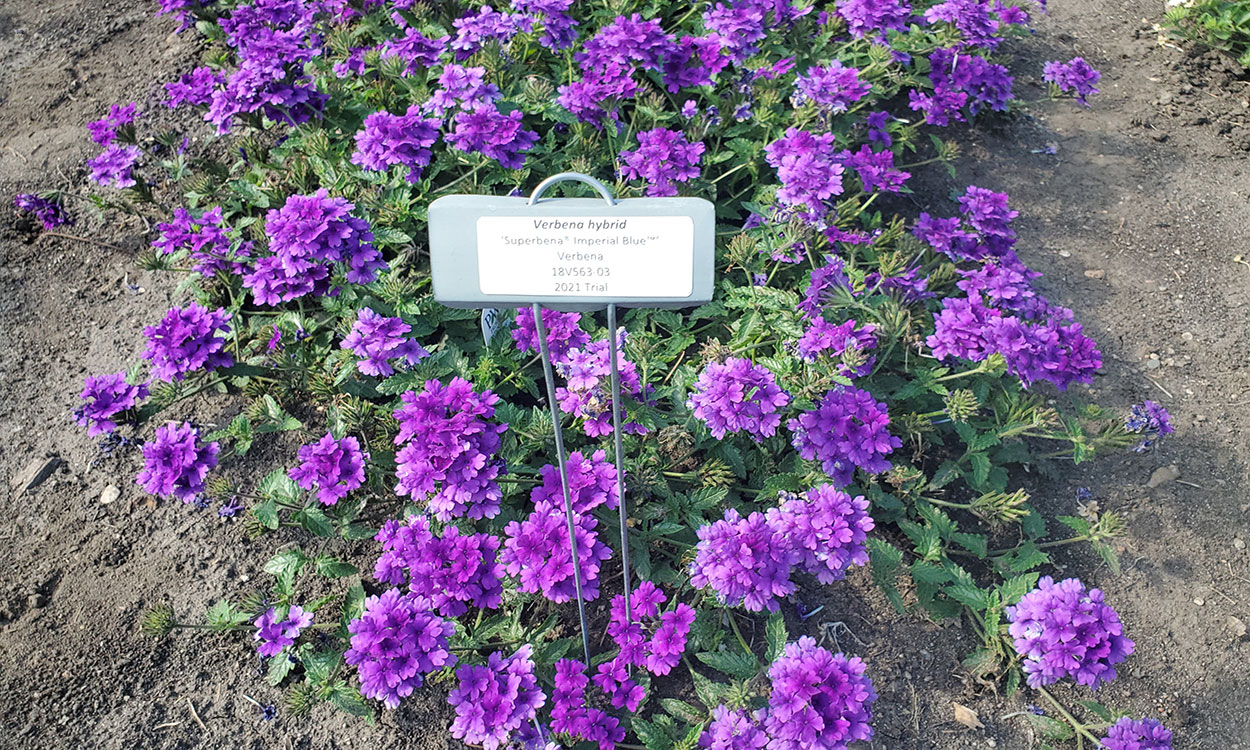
left=699, top=705, right=768, bottom=749
left=374, top=514, right=505, bottom=618
left=341, top=308, right=429, bottom=377
left=793, top=62, right=872, bottom=114
left=765, top=128, right=844, bottom=219
left=788, top=386, right=900, bottom=487
left=141, top=303, right=233, bottom=383
left=530, top=449, right=619, bottom=514
left=512, top=307, right=589, bottom=362
left=500, top=501, right=613, bottom=603
left=551, top=659, right=627, bottom=749
left=691, top=508, right=797, bottom=612
left=767, top=486, right=874, bottom=584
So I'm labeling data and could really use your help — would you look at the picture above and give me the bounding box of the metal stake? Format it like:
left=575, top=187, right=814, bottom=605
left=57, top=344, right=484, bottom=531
left=606, top=304, right=634, bottom=646
left=532, top=303, right=593, bottom=666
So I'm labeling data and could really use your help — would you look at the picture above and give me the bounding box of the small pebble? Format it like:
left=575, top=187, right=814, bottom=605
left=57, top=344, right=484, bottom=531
left=1194, top=598, right=1205, bottom=606
left=1234, top=538, right=1245, bottom=550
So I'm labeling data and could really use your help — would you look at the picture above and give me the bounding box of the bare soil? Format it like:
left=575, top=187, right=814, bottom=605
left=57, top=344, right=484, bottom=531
left=1, top=1, right=1247, bottom=748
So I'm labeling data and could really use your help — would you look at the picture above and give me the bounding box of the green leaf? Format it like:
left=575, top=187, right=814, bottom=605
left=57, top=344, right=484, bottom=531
left=315, top=556, right=359, bottom=578
left=764, top=611, right=787, bottom=663
left=910, top=561, right=955, bottom=585
left=1057, top=515, right=1091, bottom=536
left=258, top=468, right=301, bottom=504
left=205, top=599, right=251, bottom=631
left=264, top=548, right=308, bottom=581
left=266, top=653, right=296, bottom=686
left=340, top=523, right=378, bottom=540
left=1078, top=700, right=1115, bottom=722
left=998, top=573, right=1041, bottom=607
left=944, top=583, right=989, bottom=610
left=688, top=667, right=725, bottom=710
left=660, top=698, right=704, bottom=724
left=867, top=539, right=905, bottom=613
left=969, top=452, right=991, bottom=489
left=295, top=506, right=334, bottom=537
left=951, top=532, right=988, bottom=558
left=328, top=681, right=371, bottom=717
left=252, top=499, right=280, bottom=530
left=303, top=650, right=343, bottom=686
left=1093, top=541, right=1122, bottom=576
left=1025, top=713, right=1076, bottom=741
left=696, top=650, right=758, bottom=680
left=632, top=717, right=670, bottom=750
left=1007, top=542, right=1050, bottom=573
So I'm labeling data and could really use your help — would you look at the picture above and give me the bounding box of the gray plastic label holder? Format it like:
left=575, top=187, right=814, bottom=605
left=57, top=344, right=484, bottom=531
left=429, top=173, right=715, bottom=312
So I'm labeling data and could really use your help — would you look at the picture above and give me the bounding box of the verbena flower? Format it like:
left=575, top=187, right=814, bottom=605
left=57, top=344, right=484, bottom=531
left=13, top=194, right=71, bottom=230
left=88, top=144, right=142, bottom=188
left=1043, top=57, right=1101, bottom=105
left=619, top=128, right=704, bottom=197
left=793, top=62, right=871, bottom=114
left=605, top=581, right=695, bottom=677
left=530, top=449, right=619, bottom=514
left=446, top=103, right=538, bottom=169
left=448, top=645, right=545, bottom=750
left=345, top=588, right=456, bottom=709
left=767, top=485, right=874, bottom=584
left=796, top=318, right=878, bottom=377
left=555, top=335, right=650, bottom=438
left=288, top=433, right=367, bottom=505
left=165, top=67, right=224, bottom=108
left=253, top=605, right=312, bottom=657
left=450, top=5, right=532, bottom=59
left=765, top=128, right=844, bottom=220
left=153, top=206, right=247, bottom=276
left=351, top=106, right=441, bottom=183
left=380, top=27, right=449, bottom=77
left=141, top=303, right=233, bottom=382
left=835, top=0, right=912, bottom=39
left=764, top=636, right=876, bottom=750
left=76, top=373, right=148, bottom=437
left=87, top=102, right=139, bottom=146
left=844, top=144, right=910, bottom=193
left=424, top=64, right=501, bottom=116
left=788, top=386, right=901, bottom=487
left=551, top=659, right=627, bottom=749
left=691, top=508, right=797, bottom=612
left=1126, top=401, right=1173, bottom=452
left=393, top=378, right=507, bottom=520
left=512, top=307, right=589, bottom=362
left=341, top=308, right=429, bottom=377
left=136, top=422, right=220, bottom=502
left=374, top=514, right=505, bottom=618
left=513, top=0, right=579, bottom=51
left=1100, top=717, right=1172, bottom=750
left=500, top=501, right=613, bottom=603
left=687, top=357, right=790, bottom=441
left=244, top=189, right=384, bottom=306
left=703, top=3, right=766, bottom=63
left=698, top=704, right=768, bottom=749
left=1006, top=576, right=1134, bottom=689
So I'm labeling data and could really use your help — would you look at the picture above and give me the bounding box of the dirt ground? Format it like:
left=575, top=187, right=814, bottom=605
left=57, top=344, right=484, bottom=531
left=1, top=0, right=1248, bottom=748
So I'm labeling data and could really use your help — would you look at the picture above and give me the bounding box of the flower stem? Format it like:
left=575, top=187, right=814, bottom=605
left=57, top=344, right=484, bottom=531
left=1036, top=686, right=1104, bottom=745
left=725, top=608, right=754, bottom=657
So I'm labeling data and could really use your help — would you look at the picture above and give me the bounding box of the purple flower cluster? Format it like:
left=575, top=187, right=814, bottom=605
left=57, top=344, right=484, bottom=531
left=691, top=508, right=797, bottom=612
left=340, top=308, right=429, bottom=377
left=551, top=659, right=627, bottom=749
left=835, top=0, right=913, bottom=39
left=793, top=62, right=872, bottom=114
left=13, top=194, right=71, bottom=230
left=76, top=373, right=148, bottom=437
left=1126, top=400, right=1173, bottom=451
left=909, top=48, right=1014, bottom=126
left=141, top=303, right=233, bottom=382
left=345, top=589, right=456, bottom=709
left=530, top=449, right=619, bottom=514
left=619, top=128, right=704, bottom=197
left=796, top=318, right=878, bottom=377
left=767, top=486, right=874, bottom=584
left=1044, top=57, right=1101, bottom=105
left=687, top=357, right=790, bottom=441
left=1006, top=576, right=1135, bottom=689
left=500, top=500, right=613, bottom=603
left=512, top=307, right=589, bottom=361
left=136, top=422, right=220, bottom=502
left=165, top=66, right=225, bottom=108
left=351, top=106, right=441, bottom=183
left=87, top=102, right=139, bottom=146
left=154, top=206, right=247, bottom=276
left=1101, top=717, right=1173, bottom=750
left=448, top=645, right=546, bottom=750
left=699, top=705, right=769, bottom=749
left=204, top=0, right=327, bottom=134
left=288, top=433, right=367, bottom=506
left=765, top=129, right=844, bottom=220
left=378, top=23, right=448, bottom=77
left=788, top=386, right=901, bottom=487
left=253, top=605, right=312, bottom=657
left=374, top=514, right=504, bottom=618
left=512, top=0, right=578, bottom=51
left=446, top=104, right=538, bottom=170
left=604, top=581, right=695, bottom=678
left=244, top=190, right=384, bottom=306
left=392, top=378, right=507, bottom=520
left=765, top=636, right=876, bottom=750
left=87, top=144, right=142, bottom=189
left=555, top=335, right=650, bottom=437
left=844, top=145, right=911, bottom=193
left=424, top=64, right=501, bottom=116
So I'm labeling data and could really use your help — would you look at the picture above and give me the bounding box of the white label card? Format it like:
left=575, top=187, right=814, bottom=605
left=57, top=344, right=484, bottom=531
left=476, top=215, right=695, bottom=298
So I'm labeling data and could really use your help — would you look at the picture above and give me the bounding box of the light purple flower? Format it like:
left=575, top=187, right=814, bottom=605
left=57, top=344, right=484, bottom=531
left=88, top=144, right=142, bottom=189
left=448, top=645, right=546, bottom=750
left=136, top=422, right=219, bottom=502
left=794, top=62, right=872, bottom=114
left=788, top=386, right=900, bottom=487
left=687, top=357, right=790, bottom=441
left=345, top=589, right=456, bottom=709
left=691, top=508, right=797, bottom=612
left=76, top=373, right=148, bottom=437
left=1101, top=717, right=1172, bottom=750
left=500, top=501, right=613, bottom=604
left=288, top=433, right=367, bottom=506
left=619, top=128, right=704, bottom=197
left=765, top=636, right=876, bottom=750
left=341, top=308, right=429, bottom=377
left=767, top=486, right=874, bottom=584
left=141, top=303, right=233, bottom=382
left=253, top=605, right=312, bottom=658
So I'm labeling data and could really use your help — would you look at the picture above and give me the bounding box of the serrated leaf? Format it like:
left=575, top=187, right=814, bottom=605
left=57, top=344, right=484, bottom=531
left=951, top=532, right=988, bottom=559
left=1078, top=700, right=1114, bottom=722
left=867, top=539, right=905, bottom=613
left=1025, top=713, right=1075, bottom=741
left=252, top=499, right=280, bottom=530
left=632, top=717, right=669, bottom=750
left=340, top=523, right=378, bottom=540
left=1007, top=542, right=1050, bottom=573
left=303, top=650, right=342, bottom=686
left=264, top=548, right=308, bottom=579
left=997, top=573, right=1041, bottom=607
left=1093, top=541, right=1121, bottom=576
left=764, top=612, right=787, bottom=663
left=660, top=698, right=704, bottom=724
left=910, top=561, right=955, bottom=585
left=687, top=667, right=725, bottom=710
left=328, top=682, right=371, bottom=716
left=1057, top=515, right=1091, bottom=535
left=258, top=468, right=301, bottom=504
left=969, top=452, right=991, bottom=489
left=205, top=599, right=251, bottom=631
left=295, top=507, right=334, bottom=537
left=945, top=583, right=989, bottom=610
left=266, top=653, right=296, bottom=686
left=696, top=650, right=758, bottom=680
left=315, top=556, right=358, bottom=578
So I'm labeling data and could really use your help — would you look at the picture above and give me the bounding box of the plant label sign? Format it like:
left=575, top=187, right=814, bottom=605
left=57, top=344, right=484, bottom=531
left=429, top=191, right=715, bottom=312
